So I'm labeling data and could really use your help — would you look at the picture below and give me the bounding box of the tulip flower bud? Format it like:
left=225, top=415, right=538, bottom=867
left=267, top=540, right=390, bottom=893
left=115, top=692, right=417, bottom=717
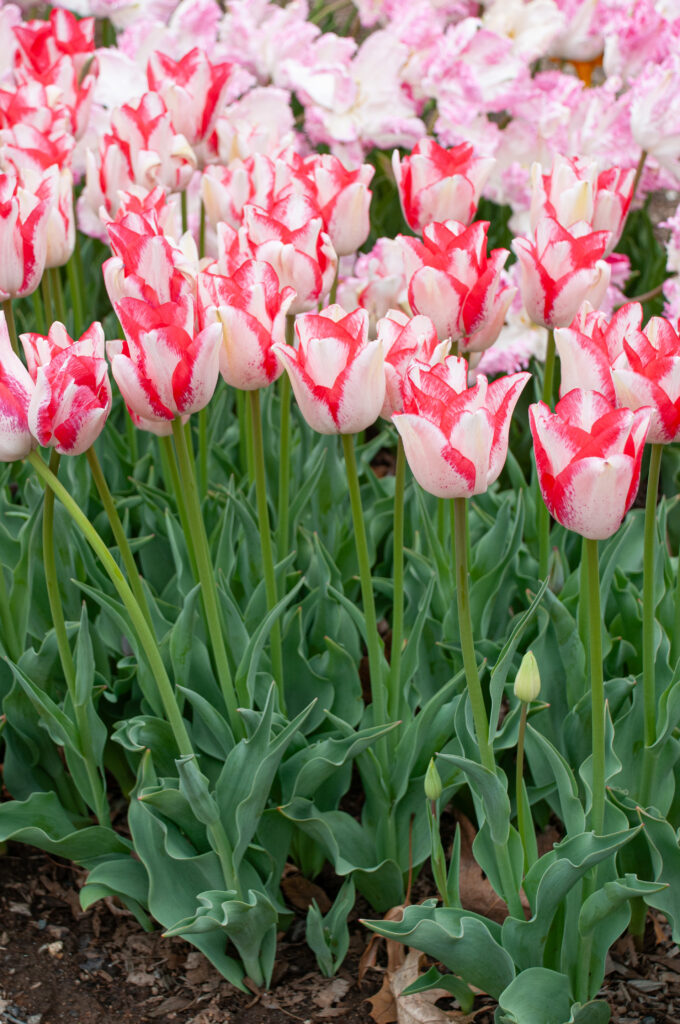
left=424, top=758, right=443, bottom=802
left=514, top=651, right=541, bottom=704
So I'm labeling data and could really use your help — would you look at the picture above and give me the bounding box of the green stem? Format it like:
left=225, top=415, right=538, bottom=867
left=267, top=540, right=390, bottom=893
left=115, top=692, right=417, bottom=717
left=180, top=190, right=188, bottom=235
left=673, top=544, right=680, bottom=669
left=437, top=497, right=446, bottom=548
left=516, top=702, right=528, bottom=870
left=452, top=497, right=494, bottom=773
left=41, top=271, right=54, bottom=323
left=159, top=435, right=198, bottom=581
left=578, top=538, right=590, bottom=677
left=0, top=555, right=20, bottom=663
left=577, top=537, right=605, bottom=1001
left=197, top=408, right=209, bottom=497
left=329, top=264, right=339, bottom=306
left=86, top=448, right=153, bottom=630
left=248, top=389, right=285, bottom=710
left=2, top=300, right=19, bottom=356
left=199, top=199, right=206, bottom=259
left=171, top=418, right=246, bottom=735
left=632, top=149, right=648, bottom=203
left=390, top=439, right=406, bottom=724
left=277, top=315, right=295, bottom=559
left=66, top=249, right=84, bottom=337
left=585, top=537, right=605, bottom=835
left=49, top=267, right=66, bottom=325
left=209, top=819, right=241, bottom=896
left=43, top=451, right=76, bottom=690
left=341, top=433, right=387, bottom=753
left=27, top=450, right=194, bottom=757
left=31, top=288, right=46, bottom=336
left=537, top=330, right=556, bottom=580
left=640, top=443, right=663, bottom=806
left=74, top=234, right=87, bottom=329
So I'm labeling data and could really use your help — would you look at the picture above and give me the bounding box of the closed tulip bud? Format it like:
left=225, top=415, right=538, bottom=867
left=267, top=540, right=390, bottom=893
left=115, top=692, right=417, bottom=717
left=424, top=758, right=443, bottom=802
left=514, top=651, right=541, bottom=703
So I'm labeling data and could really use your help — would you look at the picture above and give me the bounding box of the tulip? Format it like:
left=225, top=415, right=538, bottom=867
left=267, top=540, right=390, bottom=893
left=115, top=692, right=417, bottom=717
left=199, top=260, right=295, bottom=390
left=554, top=301, right=638, bottom=404
left=305, top=153, right=374, bottom=256
left=611, top=314, right=680, bottom=444
left=402, top=220, right=515, bottom=351
left=393, top=357, right=530, bottom=498
left=392, top=139, right=494, bottom=234
left=0, top=311, right=34, bottom=461
left=529, top=156, right=635, bottom=255
left=512, top=217, right=611, bottom=329
left=529, top=388, right=651, bottom=540
left=0, top=170, right=54, bottom=301
left=23, top=323, right=112, bottom=456
left=376, top=310, right=449, bottom=418
left=272, top=305, right=384, bottom=434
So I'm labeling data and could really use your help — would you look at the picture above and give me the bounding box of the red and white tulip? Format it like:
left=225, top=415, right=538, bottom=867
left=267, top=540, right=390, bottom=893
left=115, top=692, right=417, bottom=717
left=392, top=140, right=494, bottom=234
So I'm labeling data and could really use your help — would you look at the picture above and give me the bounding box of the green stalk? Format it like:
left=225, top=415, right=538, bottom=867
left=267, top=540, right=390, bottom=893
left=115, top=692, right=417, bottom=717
left=437, top=497, right=446, bottom=548
left=248, top=388, right=285, bottom=710
left=537, top=329, right=556, bottom=580
left=577, top=536, right=606, bottom=1000
left=41, top=271, right=54, bottom=323
left=236, top=389, right=254, bottom=484
left=453, top=497, right=494, bottom=773
left=180, top=190, right=188, bottom=235
left=31, top=288, right=46, bottom=335
left=277, top=314, right=295, bottom=559
left=171, top=418, right=246, bottom=735
left=86, top=448, right=153, bottom=630
left=199, top=199, right=206, bottom=259
left=516, top=702, right=529, bottom=870
left=49, top=267, right=67, bottom=325
left=453, top=496, right=524, bottom=918
left=42, top=452, right=111, bottom=827
left=2, top=299, right=19, bottom=355
left=197, top=408, right=209, bottom=497
left=27, top=450, right=194, bottom=757
left=66, top=250, right=84, bottom=337
left=341, top=433, right=387, bottom=757
left=329, top=264, right=339, bottom=306
left=640, top=443, right=663, bottom=806
left=389, top=439, right=406, bottom=724
left=159, top=435, right=198, bottom=580
left=0, top=556, right=20, bottom=663
left=673, top=544, right=680, bottom=668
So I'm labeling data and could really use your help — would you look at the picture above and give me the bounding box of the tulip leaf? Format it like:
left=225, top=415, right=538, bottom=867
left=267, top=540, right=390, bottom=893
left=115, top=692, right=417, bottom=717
left=636, top=808, right=680, bottom=940
left=306, top=876, right=355, bottom=977
left=80, top=855, right=152, bottom=930
left=496, top=968, right=610, bottom=1024
left=401, top=964, right=475, bottom=1012
left=361, top=901, right=514, bottom=999
left=436, top=753, right=511, bottom=845
left=579, top=874, right=667, bottom=939
left=524, top=725, right=585, bottom=842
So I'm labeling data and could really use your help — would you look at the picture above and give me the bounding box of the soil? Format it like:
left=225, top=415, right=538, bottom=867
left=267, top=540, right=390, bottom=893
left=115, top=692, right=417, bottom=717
left=0, top=842, right=679, bottom=1024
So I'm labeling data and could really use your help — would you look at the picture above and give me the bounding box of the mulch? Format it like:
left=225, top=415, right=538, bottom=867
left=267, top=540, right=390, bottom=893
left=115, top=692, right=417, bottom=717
left=0, top=842, right=679, bottom=1024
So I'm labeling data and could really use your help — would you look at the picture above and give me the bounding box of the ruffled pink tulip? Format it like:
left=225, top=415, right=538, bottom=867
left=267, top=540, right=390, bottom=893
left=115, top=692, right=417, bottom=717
left=22, top=323, right=112, bottom=456
left=393, top=358, right=530, bottom=499
left=554, top=301, right=639, bottom=404
left=529, top=156, right=635, bottom=256
left=529, top=389, right=651, bottom=540
left=376, top=310, right=449, bottom=418
left=402, top=220, right=515, bottom=351
left=198, top=260, right=295, bottom=390
left=392, top=140, right=494, bottom=234
left=512, top=218, right=611, bottom=329
left=272, top=305, right=384, bottom=434
left=0, top=312, right=34, bottom=462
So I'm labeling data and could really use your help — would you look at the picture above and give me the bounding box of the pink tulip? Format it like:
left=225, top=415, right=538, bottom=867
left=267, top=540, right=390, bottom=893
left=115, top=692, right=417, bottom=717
left=0, top=170, right=54, bottom=301
left=305, top=154, right=374, bottom=256
left=22, top=323, right=112, bottom=456
left=529, top=389, right=651, bottom=540
left=376, top=310, right=449, bottom=418
left=512, top=217, right=611, bottom=329
left=393, top=357, right=530, bottom=498
left=610, top=314, right=680, bottom=444
left=198, top=260, right=295, bottom=390
left=554, top=301, right=640, bottom=404
left=530, top=156, right=635, bottom=255
left=402, top=220, right=515, bottom=351
left=272, top=305, right=385, bottom=434
left=0, top=312, right=34, bottom=462
left=14, top=9, right=95, bottom=78
left=392, top=139, right=494, bottom=234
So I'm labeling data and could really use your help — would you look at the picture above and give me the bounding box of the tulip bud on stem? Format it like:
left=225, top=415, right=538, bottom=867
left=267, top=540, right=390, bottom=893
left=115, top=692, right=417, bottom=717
left=513, top=651, right=540, bottom=874
left=425, top=759, right=450, bottom=906
left=537, top=329, right=556, bottom=580
left=576, top=536, right=606, bottom=1001
left=453, top=497, right=524, bottom=918
left=248, top=388, right=285, bottom=707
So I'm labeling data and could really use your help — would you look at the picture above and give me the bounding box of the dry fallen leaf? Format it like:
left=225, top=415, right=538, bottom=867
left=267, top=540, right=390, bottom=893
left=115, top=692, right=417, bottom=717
left=369, top=949, right=460, bottom=1024
left=360, top=903, right=408, bottom=984
left=281, top=872, right=332, bottom=913
left=313, top=976, right=351, bottom=1008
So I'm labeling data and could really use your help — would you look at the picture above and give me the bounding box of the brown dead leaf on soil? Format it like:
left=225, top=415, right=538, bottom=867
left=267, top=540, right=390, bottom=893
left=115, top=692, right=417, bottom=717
left=369, top=949, right=473, bottom=1024
left=281, top=872, right=332, bottom=913
left=359, top=904, right=408, bottom=984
